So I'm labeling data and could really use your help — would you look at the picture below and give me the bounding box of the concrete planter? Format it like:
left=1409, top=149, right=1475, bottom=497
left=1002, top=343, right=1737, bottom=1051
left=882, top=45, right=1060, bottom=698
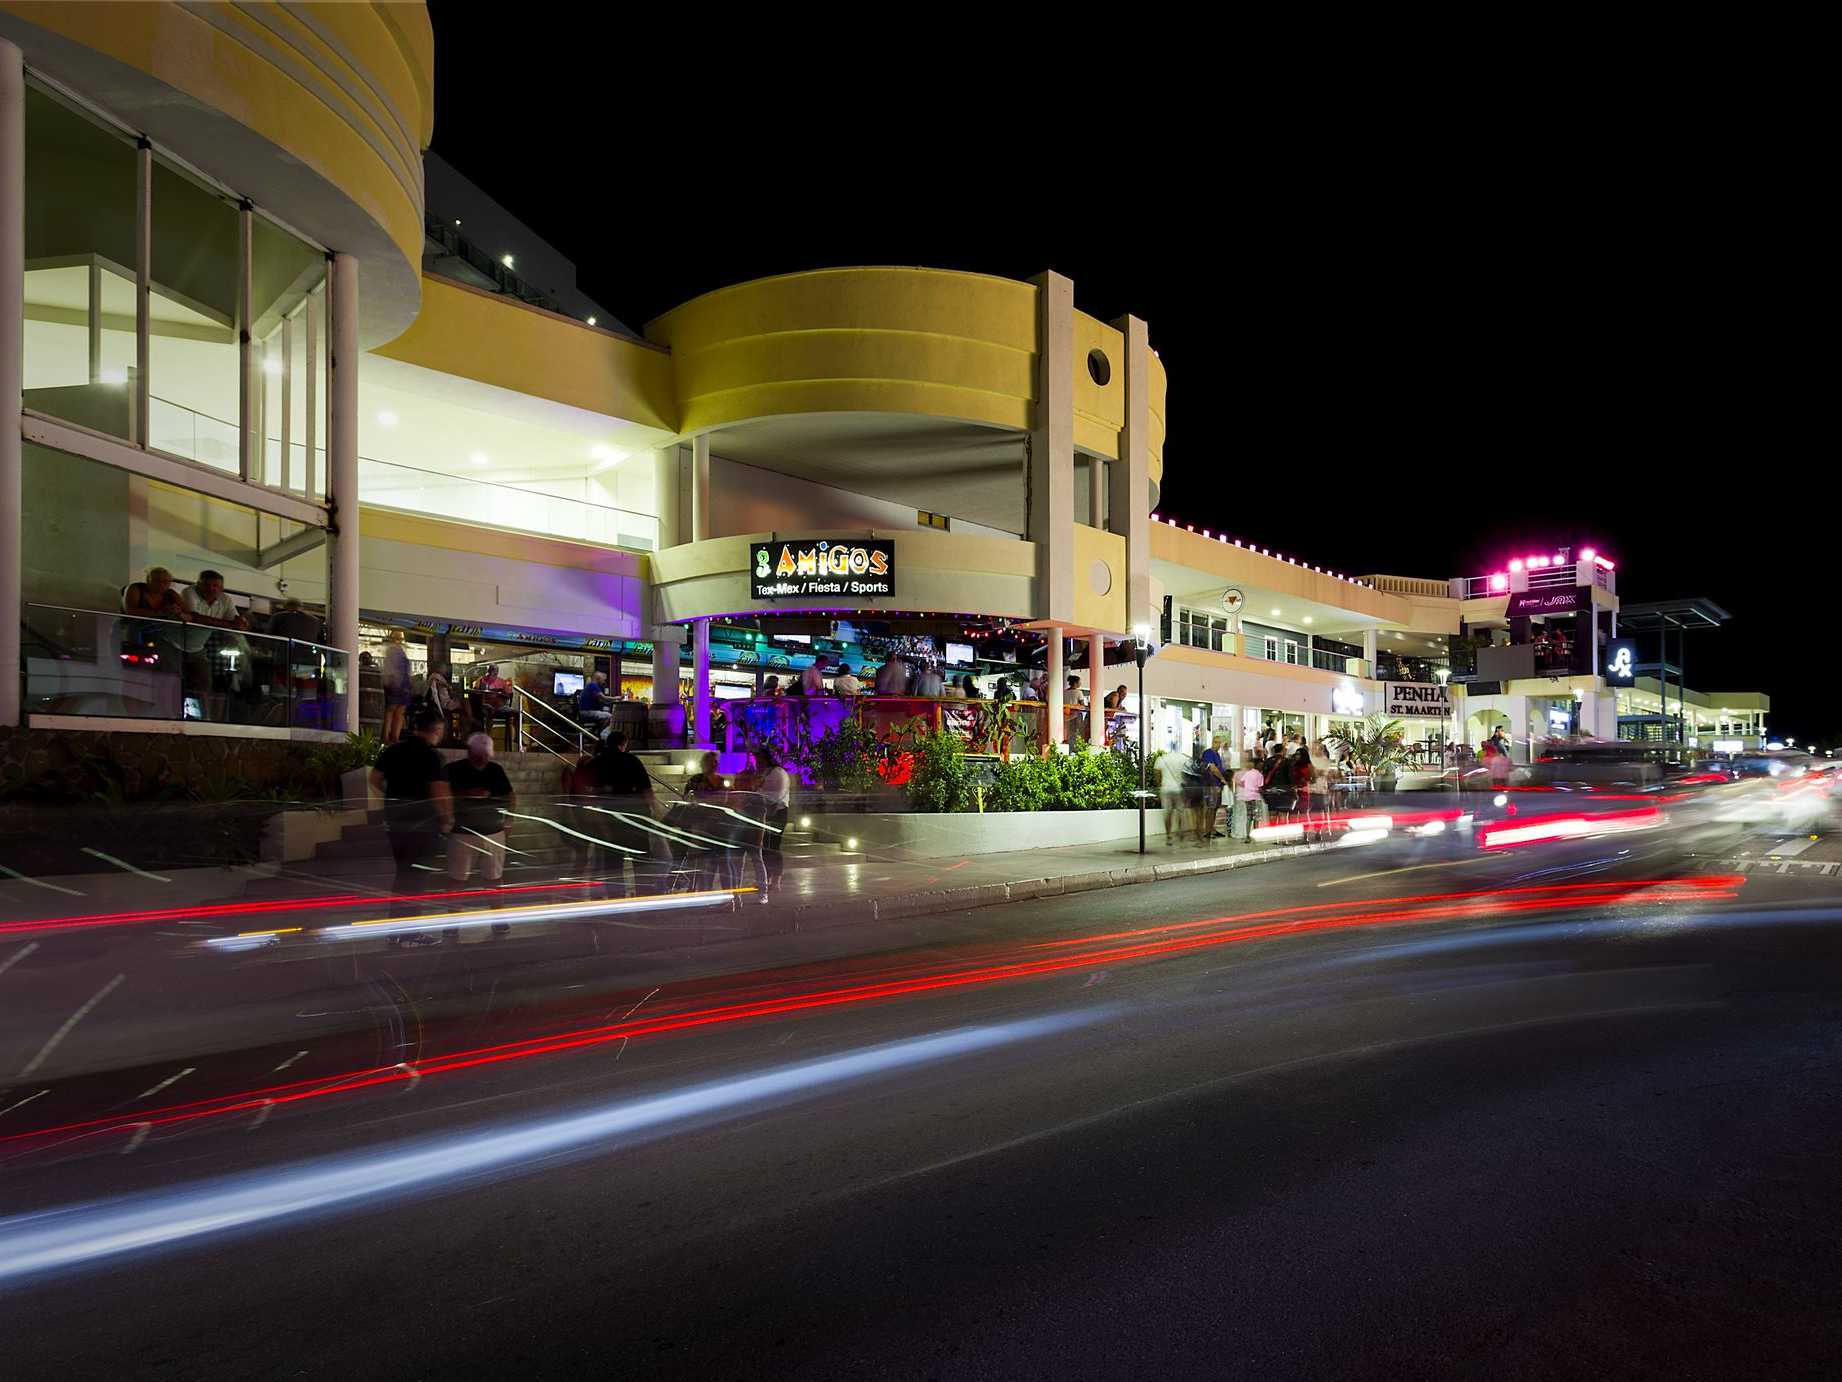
left=805, top=808, right=1172, bottom=856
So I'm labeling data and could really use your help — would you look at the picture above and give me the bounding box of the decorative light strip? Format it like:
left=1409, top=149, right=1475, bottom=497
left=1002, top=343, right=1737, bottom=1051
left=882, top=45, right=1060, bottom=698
left=1148, top=512, right=1371, bottom=587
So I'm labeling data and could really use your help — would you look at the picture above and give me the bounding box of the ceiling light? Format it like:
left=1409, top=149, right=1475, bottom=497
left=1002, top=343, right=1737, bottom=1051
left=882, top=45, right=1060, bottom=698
left=377, top=410, right=398, bottom=427
left=500, top=253, right=515, bottom=269
left=1269, top=608, right=1281, bottom=617
left=97, top=366, right=128, bottom=384
left=469, top=450, right=490, bottom=467
left=587, top=316, right=597, bottom=326
left=1302, top=616, right=1314, bottom=624
left=453, top=218, right=461, bottom=227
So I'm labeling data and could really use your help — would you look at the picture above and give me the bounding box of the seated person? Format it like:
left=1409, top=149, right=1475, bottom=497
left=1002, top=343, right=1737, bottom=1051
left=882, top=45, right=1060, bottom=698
left=912, top=661, right=944, bottom=698
left=874, top=655, right=911, bottom=696
left=832, top=663, right=862, bottom=696
left=576, top=671, right=612, bottom=726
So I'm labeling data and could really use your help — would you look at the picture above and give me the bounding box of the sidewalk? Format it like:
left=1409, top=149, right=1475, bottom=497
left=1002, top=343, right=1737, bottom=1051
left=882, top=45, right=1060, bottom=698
left=0, top=830, right=1328, bottom=933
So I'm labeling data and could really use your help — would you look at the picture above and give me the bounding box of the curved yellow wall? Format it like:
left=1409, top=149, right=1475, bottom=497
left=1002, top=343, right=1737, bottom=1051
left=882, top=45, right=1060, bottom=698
left=645, top=267, right=1040, bottom=437
left=1, top=0, right=432, bottom=338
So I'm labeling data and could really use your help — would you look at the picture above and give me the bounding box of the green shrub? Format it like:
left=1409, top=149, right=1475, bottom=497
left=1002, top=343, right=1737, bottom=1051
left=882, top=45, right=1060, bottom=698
left=905, top=727, right=973, bottom=813
left=985, top=740, right=1139, bottom=812
left=812, top=717, right=882, bottom=793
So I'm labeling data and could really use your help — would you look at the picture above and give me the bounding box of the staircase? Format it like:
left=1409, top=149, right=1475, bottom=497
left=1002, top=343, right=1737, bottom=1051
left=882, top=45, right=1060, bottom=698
left=246, top=752, right=865, bottom=900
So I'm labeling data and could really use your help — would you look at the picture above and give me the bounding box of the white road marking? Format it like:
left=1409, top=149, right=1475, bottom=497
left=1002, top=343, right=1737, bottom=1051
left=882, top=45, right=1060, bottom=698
left=0, top=1088, right=49, bottom=1118
left=78, top=849, right=171, bottom=883
left=0, top=866, right=83, bottom=896
left=134, top=1067, right=196, bottom=1101
left=272, top=1050, right=310, bottom=1072
left=1316, top=855, right=1500, bottom=888
left=0, top=942, right=40, bottom=978
left=1760, top=837, right=1817, bottom=858
left=18, top=973, right=126, bottom=1077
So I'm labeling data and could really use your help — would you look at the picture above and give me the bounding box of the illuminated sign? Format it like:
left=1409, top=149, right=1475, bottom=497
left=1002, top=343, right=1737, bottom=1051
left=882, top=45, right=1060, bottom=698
left=1604, top=639, right=1637, bottom=685
left=1712, top=739, right=1743, bottom=754
left=1506, top=588, right=1585, bottom=616
left=1547, top=704, right=1573, bottom=734
left=1384, top=682, right=1452, bottom=718
left=751, top=539, right=895, bottom=600
left=1331, top=683, right=1365, bottom=716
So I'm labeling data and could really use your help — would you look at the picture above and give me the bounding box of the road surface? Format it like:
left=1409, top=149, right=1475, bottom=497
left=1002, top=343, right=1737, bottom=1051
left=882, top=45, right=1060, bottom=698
left=2, top=819, right=1840, bottom=1379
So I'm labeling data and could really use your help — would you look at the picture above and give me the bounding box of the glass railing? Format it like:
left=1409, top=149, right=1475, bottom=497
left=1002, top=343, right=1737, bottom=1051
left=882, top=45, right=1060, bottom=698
left=359, top=456, right=659, bottom=551
left=1309, top=646, right=1367, bottom=675
left=22, top=604, right=349, bottom=732
left=1375, top=654, right=1451, bottom=683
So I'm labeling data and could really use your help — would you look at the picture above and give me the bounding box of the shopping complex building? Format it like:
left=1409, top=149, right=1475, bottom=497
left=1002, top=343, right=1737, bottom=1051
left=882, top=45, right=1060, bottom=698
left=0, top=2, right=1769, bottom=773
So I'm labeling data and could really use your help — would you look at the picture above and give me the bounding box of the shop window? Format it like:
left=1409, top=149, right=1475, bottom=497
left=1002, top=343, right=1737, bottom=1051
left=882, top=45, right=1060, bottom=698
left=252, top=216, right=327, bottom=497
left=147, top=156, right=242, bottom=474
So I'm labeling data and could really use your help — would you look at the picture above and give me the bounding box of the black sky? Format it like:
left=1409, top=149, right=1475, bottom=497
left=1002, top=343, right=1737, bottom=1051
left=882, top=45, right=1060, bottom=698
left=426, top=12, right=1827, bottom=743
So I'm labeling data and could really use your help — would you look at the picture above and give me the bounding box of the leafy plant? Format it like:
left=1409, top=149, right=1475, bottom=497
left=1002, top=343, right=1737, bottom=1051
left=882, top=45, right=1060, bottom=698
left=811, top=716, right=882, bottom=793
left=1326, top=715, right=1411, bottom=781
left=906, top=725, right=975, bottom=813
left=968, top=699, right=1019, bottom=756
left=985, top=740, right=1139, bottom=812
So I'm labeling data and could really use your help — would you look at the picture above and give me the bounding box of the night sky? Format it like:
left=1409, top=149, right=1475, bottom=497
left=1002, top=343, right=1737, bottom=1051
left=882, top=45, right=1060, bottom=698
left=427, top=11, right=1823, bottom=744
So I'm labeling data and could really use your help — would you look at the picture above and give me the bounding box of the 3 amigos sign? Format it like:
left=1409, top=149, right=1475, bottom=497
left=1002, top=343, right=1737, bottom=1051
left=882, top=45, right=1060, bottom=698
left=751, top=539, right=896, bottom=600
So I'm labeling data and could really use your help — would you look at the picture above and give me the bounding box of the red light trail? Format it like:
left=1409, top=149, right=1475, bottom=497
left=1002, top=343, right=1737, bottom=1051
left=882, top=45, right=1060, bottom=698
left=0, top=876, right=1743, bottom=1150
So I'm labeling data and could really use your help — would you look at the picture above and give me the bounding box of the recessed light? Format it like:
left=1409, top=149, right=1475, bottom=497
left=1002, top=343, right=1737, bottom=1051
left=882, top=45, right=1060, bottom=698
left=587, top=316, right=597, bottom=326
left=377, top=410, right=398, bottom=427
left=1302, top=616, right=1314, bottom=624
left=500, top=253, right=515, bottom=269
left=468, top=450, right=490, bottom=467
left=1269, top=608, right=1281, bottom=617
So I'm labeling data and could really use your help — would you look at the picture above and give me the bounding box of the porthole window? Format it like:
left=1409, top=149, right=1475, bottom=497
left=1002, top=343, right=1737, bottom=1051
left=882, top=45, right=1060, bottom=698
left=1086, top=348, right=1111, bottom=386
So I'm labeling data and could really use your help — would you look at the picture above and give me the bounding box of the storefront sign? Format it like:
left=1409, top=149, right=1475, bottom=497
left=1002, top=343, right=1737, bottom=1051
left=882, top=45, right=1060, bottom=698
left=1547, top=704, right=1574, bottom=734
left=1506, top=587, right=1585, bottom=616
left=752, top=539, right=895, bottom=599
left=1384, top=682, right=1452, bottom=718
left=1604, top=638, right=1638, bottom=685
left=1331, top=683, right=1365, bottom=717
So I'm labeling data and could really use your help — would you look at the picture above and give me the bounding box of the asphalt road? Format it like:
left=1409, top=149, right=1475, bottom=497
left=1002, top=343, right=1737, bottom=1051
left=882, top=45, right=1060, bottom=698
left=4, top=824, right=1842, bottom=1380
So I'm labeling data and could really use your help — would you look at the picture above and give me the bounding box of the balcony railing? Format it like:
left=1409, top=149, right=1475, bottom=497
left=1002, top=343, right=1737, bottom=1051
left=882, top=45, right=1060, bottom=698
left=359, top=456, right=659, bottom=551
left=23, top=604, right=349, bottom=732
left=1375, top=653, right=1451, bottom=683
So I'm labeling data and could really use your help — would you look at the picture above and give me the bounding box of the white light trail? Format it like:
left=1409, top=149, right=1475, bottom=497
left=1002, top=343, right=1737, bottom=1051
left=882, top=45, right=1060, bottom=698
left=0, top=1014, right=1096, bottom=1287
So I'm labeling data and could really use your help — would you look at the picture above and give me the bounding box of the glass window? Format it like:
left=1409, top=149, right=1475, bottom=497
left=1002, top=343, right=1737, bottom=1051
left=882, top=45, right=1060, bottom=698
left=147, top=156, right=242, bottom=474
left=252, top=215, right=326, bottom=496
left=22, top=84, right=139, bottom=441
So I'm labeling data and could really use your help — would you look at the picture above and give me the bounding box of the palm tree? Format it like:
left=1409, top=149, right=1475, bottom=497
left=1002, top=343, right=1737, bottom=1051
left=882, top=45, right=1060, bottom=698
left=1327, top=715, right=1411, bottom=788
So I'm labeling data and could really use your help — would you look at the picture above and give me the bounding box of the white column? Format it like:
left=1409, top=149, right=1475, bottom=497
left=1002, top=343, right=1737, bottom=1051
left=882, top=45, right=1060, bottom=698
left=1110, top=314, right=1152, bottom=634
left=1362, top=627, right=1379, bottom=675
left=134, top=140, right=150, bottom=447
left=1045, top=628, right=1064, bottom=747
left=691, top=618, right=712, bottom=747
left=1087, top=454, right=1105, bottom=530
left=1029, top=271, right=1075, bottom=623
left=1087, top=633, right=1105, bottom=747
left=652, top=445, right=682, bottom=547
left=0, top=40, right=23, bottom=729
left=325, top=253, right=360, bottom=734
left=690, top=433, right=710, bottom=542
left=237, top=202, right=255, bottom=482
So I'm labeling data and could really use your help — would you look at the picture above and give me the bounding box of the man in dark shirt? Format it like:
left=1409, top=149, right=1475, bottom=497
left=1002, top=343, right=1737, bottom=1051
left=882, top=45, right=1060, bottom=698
left=445, top=732, right=515, bottom=886
left=589, top=731, right=655, bottom=895
left=368, top=709, right=452, bottom=938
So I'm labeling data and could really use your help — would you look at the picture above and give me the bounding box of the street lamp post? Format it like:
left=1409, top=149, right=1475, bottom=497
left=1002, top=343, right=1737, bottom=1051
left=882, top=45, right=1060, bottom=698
left=1133, top=624, right=1152, bottom=853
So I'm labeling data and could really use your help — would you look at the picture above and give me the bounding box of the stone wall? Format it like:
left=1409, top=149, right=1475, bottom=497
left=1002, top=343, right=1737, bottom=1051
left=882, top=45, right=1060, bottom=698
left=0, top=725, right=313, bottom=802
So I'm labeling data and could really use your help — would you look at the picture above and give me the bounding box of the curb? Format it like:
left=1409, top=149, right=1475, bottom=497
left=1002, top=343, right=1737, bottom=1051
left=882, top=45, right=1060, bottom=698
left=795, top=840, right=1334, bottom=932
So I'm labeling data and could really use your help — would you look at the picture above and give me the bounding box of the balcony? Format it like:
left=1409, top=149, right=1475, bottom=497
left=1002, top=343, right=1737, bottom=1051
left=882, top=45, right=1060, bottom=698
left=1375, top=652, right=1451, bottom=683
left=23, top=605, right=349, bottom=732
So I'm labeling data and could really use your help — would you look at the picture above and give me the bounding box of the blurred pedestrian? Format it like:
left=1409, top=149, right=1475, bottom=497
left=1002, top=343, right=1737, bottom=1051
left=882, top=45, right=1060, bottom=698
left=368, top=708, right=452, bottom=941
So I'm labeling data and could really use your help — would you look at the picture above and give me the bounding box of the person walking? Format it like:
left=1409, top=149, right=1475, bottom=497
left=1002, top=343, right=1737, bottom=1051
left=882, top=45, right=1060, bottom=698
left=444, top=734, right=515, bottom=935
left=874, top=654, right=911, bottom=695
left=381, top=631, right=413, bottom=744
left=1198, top=735, right=1228, bottom=843
left=1232, top=751, right=1268, bottom=842
left=756, top=745, right=791, bottom=897
left=800, top=654, right=830, bottom=696
left=591, top=730, right=656, bottom=895
left=368, top=708, right=453, bottom=942
left=1157, top=744, right=1188, bottom=845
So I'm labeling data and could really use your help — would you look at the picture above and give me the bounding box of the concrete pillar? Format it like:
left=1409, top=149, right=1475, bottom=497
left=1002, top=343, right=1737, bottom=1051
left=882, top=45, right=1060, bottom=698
left=1087, top=454, right=1105, bottom=531
left=690, top=433, right=710, bottom=543
left=1045, top=628, right=1064, bottom=747
left=652, top=445, right=682, bottom=548
left=649, top=624, right=680, bottom=707
left=1362, top=627, right=1379, bottom=675
left=0, top=40, right=19, bottom=728
left=325, top=253, right=361, bottom=735
left=1087, top=633, right=1105, bottom=747
left=691, top=617, right=712, bottom=747
left=1109, top=315, right=1152, bottom=634
left=1028, top=272, right=1075, bottom=624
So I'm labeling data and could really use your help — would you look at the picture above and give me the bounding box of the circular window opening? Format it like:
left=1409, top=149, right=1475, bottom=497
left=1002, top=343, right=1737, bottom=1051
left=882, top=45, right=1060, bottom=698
left=1086, top=348, right=1111, bottom=386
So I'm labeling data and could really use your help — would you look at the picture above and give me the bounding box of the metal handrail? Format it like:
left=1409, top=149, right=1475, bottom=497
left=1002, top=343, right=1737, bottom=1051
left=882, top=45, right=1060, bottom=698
left=26, top=602, right=348, bottom=659
left=511, top=684, right=588, bottom=765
